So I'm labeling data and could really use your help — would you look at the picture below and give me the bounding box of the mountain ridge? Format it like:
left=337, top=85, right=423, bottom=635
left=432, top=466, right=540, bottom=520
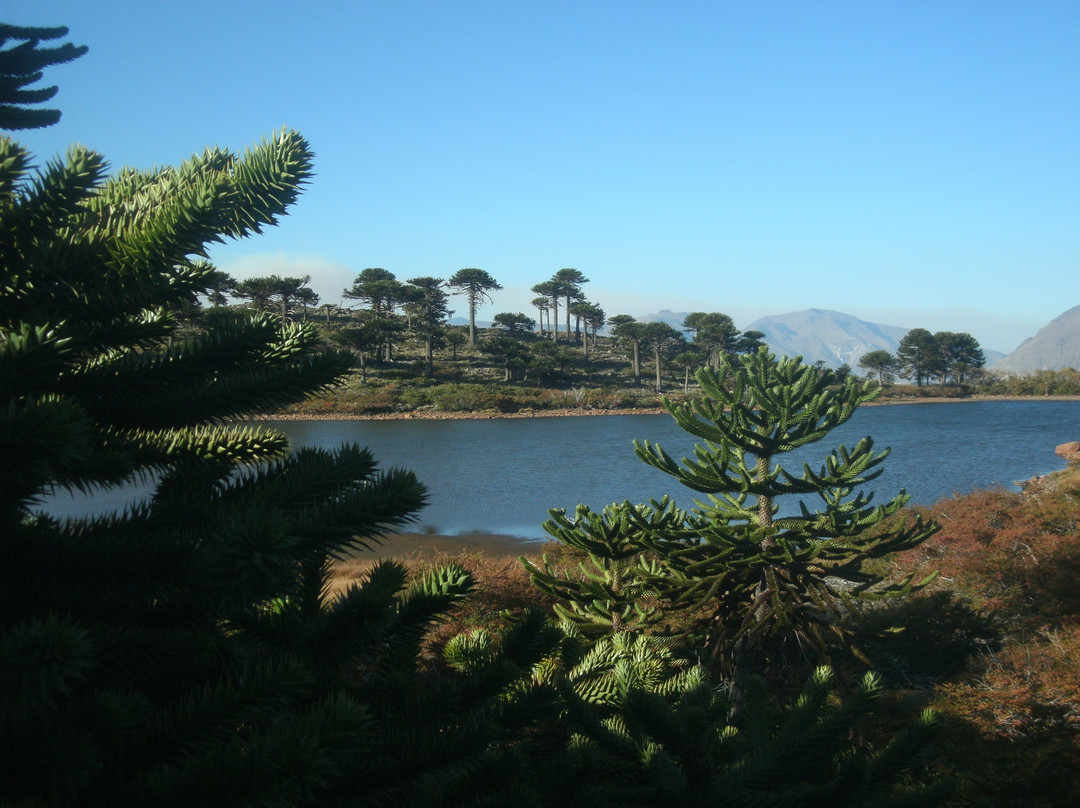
left=641, top=308, right=909, bottom=368
left=993, top=304, right=1080, bottom=373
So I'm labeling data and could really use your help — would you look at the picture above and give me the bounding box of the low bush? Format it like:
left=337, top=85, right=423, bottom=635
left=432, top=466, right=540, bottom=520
left=876, top=476, right=1080, bottom=806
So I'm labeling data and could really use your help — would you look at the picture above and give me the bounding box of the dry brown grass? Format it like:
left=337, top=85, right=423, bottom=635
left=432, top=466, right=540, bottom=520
left=326, top=538, right=559, bottom=657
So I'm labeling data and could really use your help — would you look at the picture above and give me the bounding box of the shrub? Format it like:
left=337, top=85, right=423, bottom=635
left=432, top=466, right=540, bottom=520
left=879, top=480, right=1080, bottom=805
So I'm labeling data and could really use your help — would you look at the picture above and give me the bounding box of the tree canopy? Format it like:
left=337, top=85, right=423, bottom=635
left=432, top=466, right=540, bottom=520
left=447, top=267, right=501, bottom=346
left=859, top=349, right=899, bottom=385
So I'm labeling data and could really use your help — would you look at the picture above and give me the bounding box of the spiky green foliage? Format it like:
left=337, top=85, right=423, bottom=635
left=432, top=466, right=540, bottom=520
left=528, top=348, right=939, bottom=685
left=525, top=500, right=676, bottom=635
left=332, top=607, right=565, bottom=808
left=0, top=24, right=87, bottom=130
left=0, top=132, right=466, bottom=805
left=460, top=628, right=941, bottom=807
left=550, top=654, right=942, bottom=808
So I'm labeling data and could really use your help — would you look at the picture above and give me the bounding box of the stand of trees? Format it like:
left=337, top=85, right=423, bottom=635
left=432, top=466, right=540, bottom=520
left=860, top=329, right=986, bottom=387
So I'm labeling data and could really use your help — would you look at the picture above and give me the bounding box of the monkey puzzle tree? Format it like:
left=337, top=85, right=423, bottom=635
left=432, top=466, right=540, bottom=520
left=343, top=267, right=404, bottom=361
left=642, top=320, right=685, bottom=393
left=447, top=266, right=501, bottom=347
left=934, top=330, right=985, bottom=384
left=531, top=295, right=551, bottom=337
left=201, top=269, right=237, bottom=307
left=609, top=315, right=647, bottom=385
left=736, top=328, right=767, bottom=354
left=683, top=311, right=739, bottom=370
left=859, top=349, right=899, bottom=386
left=552, top=267, right=588, bottom=343
left=531, top=279, right=561, bottom=342
left=343, top=267, right=402, bottom=314
left=233, top=273, right=315, bottom=320
left=0, top=24, right=87, bottom=130
left=527, top=348, right=938, bottom=690
left=403, top=275, right=450, bottom=376
left=896, top=328, right=940, bottom=386
left=0, top=131, right=473, bottom=805
left=492, top=311, right=536, bottom=334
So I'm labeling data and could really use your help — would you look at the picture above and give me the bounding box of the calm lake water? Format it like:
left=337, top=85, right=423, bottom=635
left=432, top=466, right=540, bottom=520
left=43, top=401, right=1080, bottom=541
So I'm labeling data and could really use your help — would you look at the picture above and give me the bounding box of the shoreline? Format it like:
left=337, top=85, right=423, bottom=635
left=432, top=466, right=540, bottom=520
left=267, top=394, right=1080, bottom=422
left=344, top=530, right=546, bottom=559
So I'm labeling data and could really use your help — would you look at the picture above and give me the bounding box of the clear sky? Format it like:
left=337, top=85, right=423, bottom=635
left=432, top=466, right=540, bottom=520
left=9, top=1, right=1078, bottom=354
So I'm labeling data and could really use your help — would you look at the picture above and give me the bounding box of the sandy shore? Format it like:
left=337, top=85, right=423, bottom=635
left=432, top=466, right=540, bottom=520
left=268, top=407, right=666, bottom=421
left=342, top=531, right=547, bottom=561
left=267, top=395, right=1080, bottom=422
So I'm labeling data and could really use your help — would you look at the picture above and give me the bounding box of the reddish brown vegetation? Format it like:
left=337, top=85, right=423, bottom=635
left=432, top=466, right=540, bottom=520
left=876, top=468, right=1080, bottom=806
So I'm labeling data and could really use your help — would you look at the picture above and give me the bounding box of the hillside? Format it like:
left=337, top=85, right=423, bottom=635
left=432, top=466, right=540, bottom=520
left=993, top=304, right=1080, bottom=373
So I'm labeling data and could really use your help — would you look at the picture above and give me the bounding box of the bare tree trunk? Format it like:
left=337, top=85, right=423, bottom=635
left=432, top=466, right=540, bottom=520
left=756, top=454, right=775, bottom=547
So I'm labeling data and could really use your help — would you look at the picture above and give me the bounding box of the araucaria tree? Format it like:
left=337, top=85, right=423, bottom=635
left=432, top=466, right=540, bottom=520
left=404, top=275, right=450, bottom=375
left=859, top=349, right=899, bottom=386
left=0, top=131, right=461, bottom=804
left=608, top=314, right=647, bottom=385
left=934, top=330, right=985, bottom=384
left=0, top=24, right=87, bottom=129
left=896, top=328, right=940, bottom=386
left=447, top=267, right=501, bottom=346
left=527, top=348, right=938, bottom=689
left=683, top=311, right=739, bottom=370
left=551, top=267, right=588, bottom=342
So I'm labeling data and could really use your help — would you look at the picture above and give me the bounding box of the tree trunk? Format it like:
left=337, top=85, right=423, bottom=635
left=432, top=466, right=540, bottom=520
left=654, top=346, right=662, bottom=393
left=756, top=454, right=776, bottom=547
left=632, top=340, right=641, bottom=385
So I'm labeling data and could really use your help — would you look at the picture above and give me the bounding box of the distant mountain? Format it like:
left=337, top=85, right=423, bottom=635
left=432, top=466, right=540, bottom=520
left=992, top=304, right=1080, bottom=373
left=637, top=308, right=910, bottom=369
left=449, top=316, right=492, bottom=329
left=638, top=309, right=690, bottom=329
left=743, top=309, right=910, bottom=368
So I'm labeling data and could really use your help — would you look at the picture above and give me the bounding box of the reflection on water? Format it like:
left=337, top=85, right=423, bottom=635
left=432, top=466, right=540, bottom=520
left=40, top=401, right=1080, bottom=540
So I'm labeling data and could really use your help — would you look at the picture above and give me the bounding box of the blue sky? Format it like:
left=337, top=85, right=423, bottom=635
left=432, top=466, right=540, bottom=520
left=9, top=1, right=1078, bottom=353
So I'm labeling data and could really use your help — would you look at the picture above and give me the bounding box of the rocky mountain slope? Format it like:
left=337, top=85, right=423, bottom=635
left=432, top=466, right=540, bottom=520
left=743, top=309, right=911, bottom=368
left=993, top=304, right=1080, bottom=373
left=642, top=308, right=908, bottom=368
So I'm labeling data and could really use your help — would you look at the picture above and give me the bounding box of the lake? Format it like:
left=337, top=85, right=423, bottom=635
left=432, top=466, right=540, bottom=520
left=42, top=400, right=1080, bottom=540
